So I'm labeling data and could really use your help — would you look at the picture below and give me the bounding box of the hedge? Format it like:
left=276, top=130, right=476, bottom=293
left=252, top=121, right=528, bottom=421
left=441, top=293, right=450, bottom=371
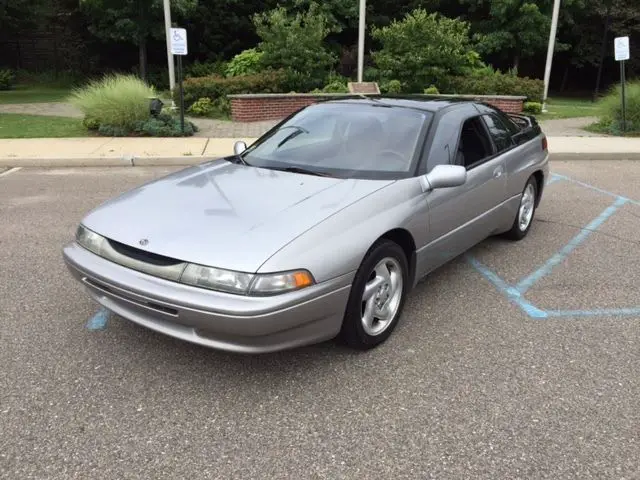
left=180, top=69, right=289, bottom=108
left=442, top=71, right=543, bottom=102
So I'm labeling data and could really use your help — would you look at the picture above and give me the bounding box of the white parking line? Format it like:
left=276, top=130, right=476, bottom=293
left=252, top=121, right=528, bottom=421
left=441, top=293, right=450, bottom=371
left=0, top=167, right=22, bottom=178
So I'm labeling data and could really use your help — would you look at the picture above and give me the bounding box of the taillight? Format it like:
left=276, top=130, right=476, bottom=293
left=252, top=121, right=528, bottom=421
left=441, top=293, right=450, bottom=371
left=541, top=135, right=548, bottom=151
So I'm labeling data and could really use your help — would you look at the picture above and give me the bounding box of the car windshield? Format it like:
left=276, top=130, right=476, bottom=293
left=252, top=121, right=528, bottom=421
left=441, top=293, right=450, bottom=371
left=241, top=102, right=431, bottom=180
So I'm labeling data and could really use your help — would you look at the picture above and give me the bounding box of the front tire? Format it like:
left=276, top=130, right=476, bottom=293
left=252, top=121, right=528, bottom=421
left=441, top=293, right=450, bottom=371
left=339, top=240, right=409, bottom=350
left=504, top=176, right=538, bottom=241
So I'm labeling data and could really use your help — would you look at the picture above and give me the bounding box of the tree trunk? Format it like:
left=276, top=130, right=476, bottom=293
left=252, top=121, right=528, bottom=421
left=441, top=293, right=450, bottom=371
left=139, top=38, right=147, bottom=82
left=513, top=55, right=520, bottom=73
left=137, top=0, right=147, bottom=82
left=594, top=4, right=612, bottom=101
left=560, top=64, right=569, bottom=92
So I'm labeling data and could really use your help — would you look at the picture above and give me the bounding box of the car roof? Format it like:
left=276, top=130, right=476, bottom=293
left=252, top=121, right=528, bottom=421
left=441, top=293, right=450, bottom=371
left=318, top=95, right=481, bottom=113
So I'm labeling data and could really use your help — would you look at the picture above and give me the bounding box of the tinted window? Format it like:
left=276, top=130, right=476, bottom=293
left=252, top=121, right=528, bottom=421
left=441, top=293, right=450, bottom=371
left=456, top=117, right=494, bottom=169
left=424, top=110, right=465, bottom=173
left=482, top=114, right=514, bottom=152
left=242, top=103, right=431, bottom=180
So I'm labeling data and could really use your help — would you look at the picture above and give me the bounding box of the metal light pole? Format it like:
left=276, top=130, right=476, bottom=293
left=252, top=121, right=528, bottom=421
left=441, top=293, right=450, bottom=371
left=542, top=0, right=561, bottom=113
left=163, top=0, right=176, bottom=96
left=357, top=0, right=366, bottom=82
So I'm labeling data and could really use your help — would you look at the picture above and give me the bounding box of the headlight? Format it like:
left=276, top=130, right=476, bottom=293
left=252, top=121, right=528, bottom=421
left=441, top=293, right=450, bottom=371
left=181, top=264, right=254, bottom=294
left=75, top=224, right=315, bottom=296
left=76, top=224, right=107, bottom=256
left=181, top=264, right=315, bottom=296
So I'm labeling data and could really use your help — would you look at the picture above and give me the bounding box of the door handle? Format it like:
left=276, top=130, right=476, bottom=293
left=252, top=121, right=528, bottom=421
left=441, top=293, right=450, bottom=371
left=493, top=167, right=503, bottom=178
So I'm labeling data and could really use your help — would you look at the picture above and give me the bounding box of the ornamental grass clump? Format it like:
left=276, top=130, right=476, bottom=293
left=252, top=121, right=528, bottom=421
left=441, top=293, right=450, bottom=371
left=69, top=74, right=154, bottom=130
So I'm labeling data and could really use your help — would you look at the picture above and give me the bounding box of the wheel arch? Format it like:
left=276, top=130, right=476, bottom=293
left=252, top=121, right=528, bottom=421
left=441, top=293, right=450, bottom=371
left=377, top=228, right=417, bottom=288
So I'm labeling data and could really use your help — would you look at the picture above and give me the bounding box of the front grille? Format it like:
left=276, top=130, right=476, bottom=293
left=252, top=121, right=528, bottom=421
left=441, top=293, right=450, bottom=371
left=107, top=238, right=183, bottom=266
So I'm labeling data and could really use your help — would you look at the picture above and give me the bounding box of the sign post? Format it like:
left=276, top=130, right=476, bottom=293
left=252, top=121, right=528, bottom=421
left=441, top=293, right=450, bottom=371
left=170, top=27, right=188, bottom=135
left=614, top=36, right=630, bottom=133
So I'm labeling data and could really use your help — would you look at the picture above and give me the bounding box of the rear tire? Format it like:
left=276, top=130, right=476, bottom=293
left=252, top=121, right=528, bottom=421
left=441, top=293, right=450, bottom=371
left=504, top=176, right=538, bottom=241
left=339, top=240, right=409, bottom=350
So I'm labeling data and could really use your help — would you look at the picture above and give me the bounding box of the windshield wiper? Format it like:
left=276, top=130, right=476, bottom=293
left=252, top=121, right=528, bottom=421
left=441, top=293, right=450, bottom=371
left=266, top=166, right=333, bottom=177
left=276, top=125, right=309, bottom=149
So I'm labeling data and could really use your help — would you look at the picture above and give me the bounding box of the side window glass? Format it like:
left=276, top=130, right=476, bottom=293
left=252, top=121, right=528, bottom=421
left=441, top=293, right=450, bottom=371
left=456, top=117, right=494, bottom=169
left=423, top=112, right=463, bottom=173
left=482, top=114, right=514, bottom=153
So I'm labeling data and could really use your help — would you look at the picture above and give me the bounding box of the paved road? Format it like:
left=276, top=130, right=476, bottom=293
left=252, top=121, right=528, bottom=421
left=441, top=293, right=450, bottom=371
left=1, top=162, right=639, bottom=479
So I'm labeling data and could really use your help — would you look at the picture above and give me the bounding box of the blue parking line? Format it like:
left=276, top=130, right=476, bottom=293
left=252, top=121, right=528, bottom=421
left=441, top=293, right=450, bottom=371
left=86, top=308, right=110, bottom=330
left=546, top=174, right=563, bottom=186
left=551, top=173, right=639, bottom=206
left=466, top=255, right=548, bottom=318
left=516, top=196, right=628, bottom=294
left=546, top=308, right=640, bottom=318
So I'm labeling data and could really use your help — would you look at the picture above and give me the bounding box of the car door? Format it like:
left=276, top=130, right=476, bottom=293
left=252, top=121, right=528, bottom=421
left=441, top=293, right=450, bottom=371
left=415, top=106, right=508, bottom=275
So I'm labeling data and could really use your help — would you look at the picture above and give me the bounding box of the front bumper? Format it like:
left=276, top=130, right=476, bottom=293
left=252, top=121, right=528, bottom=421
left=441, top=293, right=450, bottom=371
left=63, top=242, right=353, bottom=353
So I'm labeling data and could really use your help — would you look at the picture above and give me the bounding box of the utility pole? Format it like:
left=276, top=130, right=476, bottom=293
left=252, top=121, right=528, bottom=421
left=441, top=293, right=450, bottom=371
left=163, top=0, right=176, bottom=98
left=357, top=0, right=366, bottom=82
left=542, top=0, right=561, bottom=112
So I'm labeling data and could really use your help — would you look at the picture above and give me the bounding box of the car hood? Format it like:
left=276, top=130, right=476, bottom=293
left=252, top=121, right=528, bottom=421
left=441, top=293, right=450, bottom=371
left=82, top=160, right=394, bottom=272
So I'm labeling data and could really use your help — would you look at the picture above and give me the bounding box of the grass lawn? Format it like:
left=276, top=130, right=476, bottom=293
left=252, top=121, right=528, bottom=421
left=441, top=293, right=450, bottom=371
left=0, top=85, right=72, bottom=104
left=535, top=97, right=601, bottom=121
left=0, top=114, right=88, bottom=138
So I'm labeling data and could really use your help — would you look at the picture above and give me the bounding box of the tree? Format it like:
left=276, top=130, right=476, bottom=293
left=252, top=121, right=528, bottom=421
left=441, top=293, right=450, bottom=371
left=458, top=0, right=562, bottom=71
left=0, top=0, right=49, bottom=36
left=253, top=3, right=338, bottom=90
left=371, top=9, right=482, bottom=91
left=80, top=0, right=197, bottom=81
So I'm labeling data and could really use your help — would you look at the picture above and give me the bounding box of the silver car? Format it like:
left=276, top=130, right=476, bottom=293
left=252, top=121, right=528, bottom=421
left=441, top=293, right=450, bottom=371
left=63, top=98, right=549, bottom=353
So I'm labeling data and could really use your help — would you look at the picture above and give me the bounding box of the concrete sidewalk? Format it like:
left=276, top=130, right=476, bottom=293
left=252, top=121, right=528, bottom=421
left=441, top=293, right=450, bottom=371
left=0, top=135, right=639, bottom=167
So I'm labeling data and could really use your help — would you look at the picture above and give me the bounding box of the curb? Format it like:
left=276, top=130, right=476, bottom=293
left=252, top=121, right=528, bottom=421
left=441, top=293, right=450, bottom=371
left=2, top=153, right=640, bottom=168
left=549, top=152, right=640, bottom=161
left=0, top=156, right=219, bottom=168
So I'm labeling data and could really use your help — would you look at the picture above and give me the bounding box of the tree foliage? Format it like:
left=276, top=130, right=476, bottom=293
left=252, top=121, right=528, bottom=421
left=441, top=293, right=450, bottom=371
left=80, top=0, right=197, bottom=79
left=253, top=3, right=338, bottom=89
left=371, top=10, right=483, bottom=91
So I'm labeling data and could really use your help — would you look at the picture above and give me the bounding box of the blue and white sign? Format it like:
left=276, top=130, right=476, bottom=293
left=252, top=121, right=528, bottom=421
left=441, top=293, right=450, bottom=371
left=170, top=28, right=188, bottom=56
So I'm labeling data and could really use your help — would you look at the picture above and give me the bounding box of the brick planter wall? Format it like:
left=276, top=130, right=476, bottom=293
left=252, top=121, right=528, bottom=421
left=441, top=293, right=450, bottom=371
left=228, top=93, right=527, bottom=122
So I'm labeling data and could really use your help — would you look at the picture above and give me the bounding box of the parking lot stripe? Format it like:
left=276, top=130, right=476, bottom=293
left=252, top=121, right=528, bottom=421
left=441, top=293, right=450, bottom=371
left=516, top=196, right=628, bottom=294
left=0, top=167, right=22, bottom=178
left=86, top=308, right=110, bottom=330
left=466, top=255, right=548, bottom=318
left=546, top=307, right=640, bottom=318
left=552, top=173, right=639, bottom=206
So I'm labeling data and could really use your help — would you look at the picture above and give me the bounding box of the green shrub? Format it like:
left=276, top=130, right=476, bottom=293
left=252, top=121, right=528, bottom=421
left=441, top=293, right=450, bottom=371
left=98, top=114, right=198, bottom=137
left=253, top=4, right=338, bottom=91
left=226, top=49, right=263, bottom=77
left=181, top=70, right=288, bottom=107
left=596, top=81, right=640, bottom=134
left=82, top=117, right=100, bottom=130
left=188, top=97, right=216, bottom=116
left=424, top=85, right=440, bottom=95
left=444, top=69, right=543, bottom=101
left=523, top=101, right=543, bottom=114
left=385, top=80, right=403, bottom=94
left=371, top=9, right=483, bottom=92
left=0, top=68, right=16, bottom=90
left=320, top=74, right=349, bottom=93
left=69, top=74, right=154, bottom=129
left=186, top=60, right=228, bottom=78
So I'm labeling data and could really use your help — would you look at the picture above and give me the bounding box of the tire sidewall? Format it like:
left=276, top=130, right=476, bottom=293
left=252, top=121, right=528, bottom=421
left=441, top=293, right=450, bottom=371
left=340, top=240, right=410, bottom=348
left=517, top=177, right=538, bottom=235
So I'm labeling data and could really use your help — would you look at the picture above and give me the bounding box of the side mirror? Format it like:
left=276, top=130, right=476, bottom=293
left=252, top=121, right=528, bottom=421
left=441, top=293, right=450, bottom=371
left=421, top=164, right=467, bottom=192
left=233, top=140, right=247, bottom=156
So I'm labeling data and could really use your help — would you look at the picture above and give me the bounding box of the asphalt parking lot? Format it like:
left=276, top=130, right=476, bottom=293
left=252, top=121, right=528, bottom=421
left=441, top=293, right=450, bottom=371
left=1, top=161, right=639, bottom=479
